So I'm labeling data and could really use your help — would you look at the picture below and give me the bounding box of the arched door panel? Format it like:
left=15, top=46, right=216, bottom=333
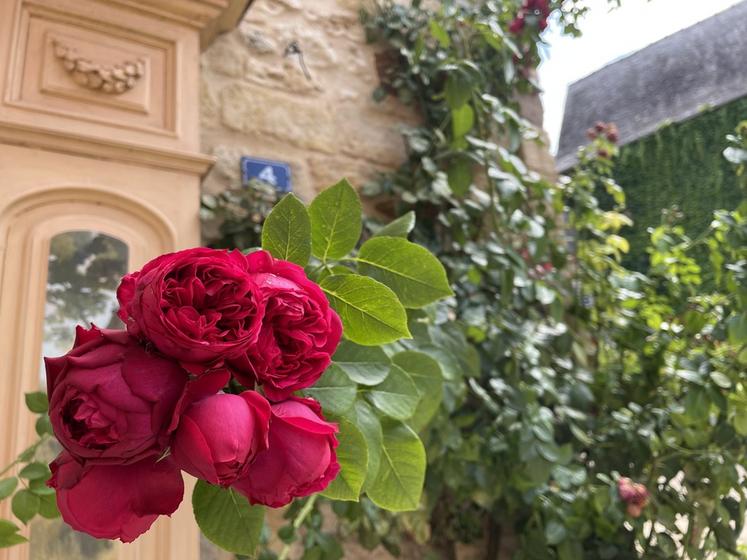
left=0, top=187, right=196, bottom=560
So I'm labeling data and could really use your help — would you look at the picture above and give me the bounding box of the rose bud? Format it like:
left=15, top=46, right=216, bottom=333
left=45, top=325, right=188, bottom=465
left=595, top=121, right=607, bottom=133
left=117, top=248, right=265, bottom=372
left=586, top=128, right=598, bottom=140
left=171, top=391, right=271, bottom=486
left=48, top=451, right=184, bottom=543
left=231, top=251, right=342, bottom=400
left=232, top=397, right=339, bottom=508
left=606, top=124, right=619, bottom=143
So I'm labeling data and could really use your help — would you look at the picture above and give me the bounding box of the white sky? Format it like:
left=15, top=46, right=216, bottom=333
left=538, top=0, right=745, bottom=154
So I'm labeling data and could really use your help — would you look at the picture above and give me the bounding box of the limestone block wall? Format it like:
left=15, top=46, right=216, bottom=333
left=200, top=0, right=419, bottom=201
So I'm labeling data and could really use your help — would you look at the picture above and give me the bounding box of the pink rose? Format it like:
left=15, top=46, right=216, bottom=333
left=231, top=251, right=342, bottom=400
left=525, top=0, right=550, bottom=16
left=171, top=391, right=271, bottom=486
left=232, top=397, right=339, bottom=507
left=48, top=451, right=184, bottom=543
left=117, top=248, right=265, bottom=371
left=617, top=477, right=650, bottom=518
left=509, top=15, right=525, bottom=34
left=45, top=325, right=188, bottom=465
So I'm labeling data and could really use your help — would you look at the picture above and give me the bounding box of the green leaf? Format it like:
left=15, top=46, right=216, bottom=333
left=447, top=156, right=473, bottom=196
left=0, top=520, right=26, bottom=548
left=0, top=520, right=20, bottom=538
left=728, top=313, right=747, bottom=345
left=24, top=392, right=48, bottom=414
left=444, top=73, right=472, bottom=109
left=302, top=365, right=357, bottom=415
left=366, top=365, right=420, bottom=421
left=19, top=463, right=50, bottom=481
left=28, top=484, right=54, bottom=496
left=38, top=493, right=59, bottom=519
left=35, top=415, right=53, bottom=437
left=321, top=275, right=410, bottom=345
left=451, top=104, right=474, bottom=138
left=734, top=407, right=747, bottom=436
left=711, top=371, right=732, bottom=389
left=545, top=520, right=567, bottom=545
left=192, top=481, right=264, bottom=557
left=333, top=341, right=390, bottom=386
left=429, top=20, right=451, bottom=48
left=261, top=193, right=311, bottom=266
left=373, top=211, right=415, bottom=239
left=321, top=418, right=368, bottom=501
left=366, top=420, right=425, bottom=512
left=357, top=237, right=453, bottom=308
left=12, top=490, right=39, bottom=524
left=344, top=401, right=383, bottom=490
left=309, top=179, right=362, bottom=261
left=557, top=540, right=583, bottom=560
left=0, top=479, right=17, bottom=501
left=392, top=351, right=444, bottom=432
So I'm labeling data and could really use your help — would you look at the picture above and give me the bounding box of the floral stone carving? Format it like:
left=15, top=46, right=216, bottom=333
left=52, top=41, right=145, bottom=94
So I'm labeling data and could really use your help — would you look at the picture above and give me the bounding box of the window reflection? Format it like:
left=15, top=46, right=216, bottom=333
left=31, top=231, right=128, bottom=560
left=39, top=231, right=128, bottom=382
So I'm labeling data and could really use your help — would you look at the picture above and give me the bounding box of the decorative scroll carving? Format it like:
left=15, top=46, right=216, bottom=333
left=52, top=41, right=145, bottom=94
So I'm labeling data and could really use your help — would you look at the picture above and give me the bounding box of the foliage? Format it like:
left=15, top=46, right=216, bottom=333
left=199, top=178, right=456, bottom=557
left=201, top=179, right=279, bottom=251
left=614, top=97, right=747, bottom=271
left=355, top=1, right=747, bottom=559
left=0, top=392, right=59, bottom=548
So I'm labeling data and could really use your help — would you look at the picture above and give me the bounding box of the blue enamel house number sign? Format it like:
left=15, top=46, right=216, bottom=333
left=240, top=156, right=292, bottom=193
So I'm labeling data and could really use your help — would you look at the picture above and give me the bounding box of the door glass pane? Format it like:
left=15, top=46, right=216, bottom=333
left=38, top=231, right=128, bottom=382
left=31, top=231, right=128, bottom=560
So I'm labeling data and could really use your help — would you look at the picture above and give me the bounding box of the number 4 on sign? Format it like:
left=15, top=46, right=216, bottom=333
left=258, top=165, right=278, bottom=186
left=240, top=156, right=292, bottom=193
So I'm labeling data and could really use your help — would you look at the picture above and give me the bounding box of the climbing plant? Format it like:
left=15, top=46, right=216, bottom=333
left=354, top=1, right=747, bottom=559
left=615, top=97, right=747, bottom=271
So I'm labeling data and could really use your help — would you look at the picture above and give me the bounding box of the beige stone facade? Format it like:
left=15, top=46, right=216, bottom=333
left=200, top=0, right=556, bottom=201
left=200, top=0, right=420, bottom=201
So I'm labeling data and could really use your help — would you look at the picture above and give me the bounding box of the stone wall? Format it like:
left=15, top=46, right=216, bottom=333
left=200, top=0, right=419, bottom=202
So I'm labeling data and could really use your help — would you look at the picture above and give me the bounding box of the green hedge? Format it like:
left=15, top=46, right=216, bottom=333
left=615, top=96, right=747, bottom=270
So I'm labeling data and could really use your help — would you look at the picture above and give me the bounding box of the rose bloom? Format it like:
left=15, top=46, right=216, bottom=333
left=117, top=248, right=265, bottom=371
left=232, top=397, right=339, bottom=507
left=171, top=391, right=271, bottom=486
left=48, top=451, right=183, bottom=543
left=45, top=325, right=188, bottom=465
left=508, top=15, right=525, bottom=34
left=231, top=251, right=342, bottom=400
left=617, top=477, right=650, bottom=518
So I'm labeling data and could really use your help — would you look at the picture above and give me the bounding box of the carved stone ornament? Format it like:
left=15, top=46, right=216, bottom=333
left=52, top=40, right=145, bottom=94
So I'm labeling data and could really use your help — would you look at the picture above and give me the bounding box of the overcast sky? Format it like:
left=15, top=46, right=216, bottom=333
left=538, top=0, right=744, bottom=153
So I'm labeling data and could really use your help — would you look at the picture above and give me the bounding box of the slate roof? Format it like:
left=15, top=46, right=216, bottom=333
left=556, top=0, right=747, bottom=171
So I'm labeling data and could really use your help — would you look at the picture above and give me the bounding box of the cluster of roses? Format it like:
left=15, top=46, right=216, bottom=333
left=508, top=0, right=551, bottom=34
left=45, top=248, right=343, bottom=543
left=586, top=121, right=620, bottom=144
left=617, top=477, right=650, bottom=518
left=585, top=121, right=620, bottom=159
